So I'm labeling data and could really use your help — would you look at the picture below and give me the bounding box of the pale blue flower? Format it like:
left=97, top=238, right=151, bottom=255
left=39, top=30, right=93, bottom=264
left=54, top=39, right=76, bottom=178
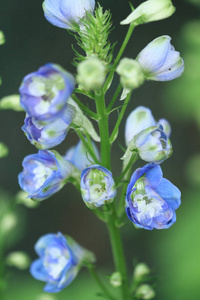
left=18, top=150, right=74, bottom=201
left=64, top=140, right=100, bottom=171
left=30, top=232, right=95, bottom=293
left=43, top=0, right=95, bottom=30
left=22, top=104, right=75, bottom=150
left=126, top=163, right=181, bottom=230
left=19, top=63, right=75, bottom=121
left=136, top=36, right=184, bottom=81
left=81, top=165, right=116, bottom=209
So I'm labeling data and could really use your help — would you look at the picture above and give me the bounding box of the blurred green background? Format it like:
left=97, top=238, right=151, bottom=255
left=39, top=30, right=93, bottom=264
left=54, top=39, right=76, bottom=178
left=1, top=0, right=200, bottom=299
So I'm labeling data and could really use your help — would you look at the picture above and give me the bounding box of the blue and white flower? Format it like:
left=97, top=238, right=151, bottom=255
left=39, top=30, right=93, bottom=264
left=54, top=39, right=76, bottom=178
left=126, top=163, right=181, bottom=230
left=124, top=106, right=172, bottom=164
left=64, top=140, right=100, bottom=171
left=136, top=36, right=184, bottom=81
left=18, top=150, right=75, bottom=201
left=81, top=165, right=116, bottom=209
left=19, top=63, right=75, bottom=121
left=22, top=104, right=76, bottom=150
left=43, top=0, right=95, bottom=30
left=30, top=232, right=95, bottom=293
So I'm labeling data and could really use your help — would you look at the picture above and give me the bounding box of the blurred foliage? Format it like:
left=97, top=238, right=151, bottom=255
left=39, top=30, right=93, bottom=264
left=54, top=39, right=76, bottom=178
left=0, top=143, right=9, bottom=158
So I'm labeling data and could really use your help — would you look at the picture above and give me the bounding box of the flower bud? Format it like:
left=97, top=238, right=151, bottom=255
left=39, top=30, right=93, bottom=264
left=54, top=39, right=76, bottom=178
left=43, top=0, right=95, bottom=30
left=134, top=263, right=150, bottom=281
left=16, top=190, right=39, bottom=208
left=64, top=140, right=100, bottom=171
left=121, top=0, right=175, bottom=26
left=116, top=58, right=145, bottom=90
left=136, top=284, right=155, bottom=299
left=19, top=64, right=75, bottom=121
left=36, top=295, right=56, bottom=300
left=0, top=31, right=5, bottom=45
left=22, top=104, right=76, bottom=149
left=0, top=142, right=9, bottom=158
left=110, top=272, right=122, bottom=287
left=136, top=36, right=184, bottom=81
left=18, top=150, right=77, bottom=201
left=30, top=232, right=95, bottom=293
left=126, top=163, right=181, bottom=230
left=158, top=118, right=171, bottom=137
left=81, top=165, right=116, bottom=209
left=0, top=95, right=23, bottom=112
left=6, top=251, right=30, bottom=270
left=1, top=212, right=18, bottom=234
left=77, top=57, right=106, bottom=91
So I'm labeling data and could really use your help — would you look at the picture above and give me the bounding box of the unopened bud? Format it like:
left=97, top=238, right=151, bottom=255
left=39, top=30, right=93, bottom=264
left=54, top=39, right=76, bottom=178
left=110, top=272, right=122, bottom=287
left=134, top=263, right=150, bottom=281
left=116, top=58, right=145, bottom=90
left=136, top=284, right=155, bottom=299
left=6, top=251, right=30, bottom=270
left=77, top=57, right=106, bottom=90
left=1, top=212, right=18, bottom=233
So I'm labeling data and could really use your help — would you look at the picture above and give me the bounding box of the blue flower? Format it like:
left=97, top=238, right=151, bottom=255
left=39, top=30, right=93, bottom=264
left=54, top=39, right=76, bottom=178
left=30, top=232, right=95, bottom=293
left=124, top=106, right=172, bottom=164
left=126, top=163, right=181, bottom=230
left=136, top=36, right=184, bottom=81
left=22, top=104, right=76, bottom=150
left=19, top=63, right=75, bottom=121
left=43, top=0, right=95, bottom=30
left=64, top=140, right=100, bottom=171
left=81, top=165, right=116, bottom=209
left=18, top=150, right=74, bottom=201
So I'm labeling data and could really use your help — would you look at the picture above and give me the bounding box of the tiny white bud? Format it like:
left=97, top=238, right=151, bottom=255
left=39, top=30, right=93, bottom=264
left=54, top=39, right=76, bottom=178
left=136, top=284, right=155, bottom=299
left=134, top=263, right=150, bottom=280
left=16, top=190, right=39, bottom=208
left=110, top=272, right=122, bottom=287
left=116, top=58, right=145, bottom=90
left=6, top=251, right=30, bottom=270
left=77, top=57, right=106, bottom=90
left=1, top=213, right=18, bottom=233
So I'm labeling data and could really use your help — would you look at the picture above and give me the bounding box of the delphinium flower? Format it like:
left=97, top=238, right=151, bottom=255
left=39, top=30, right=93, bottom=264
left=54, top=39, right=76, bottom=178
left=19, top=63, right=75, bottom=121
left=30, top=232, right=95, bottom=293
left=81, top=165, right=116, bottom=209
left=64, top=140, right=100, bottom=171
left=126, top=163, right=181, bottom=230
left=123, top=106, right=172, bottom=164
left=22, top=104, right=76, bottom=150
left=42, top=0, right=95, bottom=30
left=18, top=150, right=78, bottom=201
left=136, top=36, right=184, bottom=81
left=120, top=0, right=175, bottom=26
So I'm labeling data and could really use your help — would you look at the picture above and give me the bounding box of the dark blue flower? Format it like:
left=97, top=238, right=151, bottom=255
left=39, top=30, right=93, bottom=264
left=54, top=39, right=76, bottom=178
left=22, top=104, right=75, bottom=150
left=30, top=232, right=95, bottom=293
left=81, top=165, right=116, bottom=209
left=18, top=150, right=74, bottom=201
left=126, top=163, right=181, bottom=230
left=43, top=0, right=95, bottom=30
left=19, top=63, right=75, bottom=121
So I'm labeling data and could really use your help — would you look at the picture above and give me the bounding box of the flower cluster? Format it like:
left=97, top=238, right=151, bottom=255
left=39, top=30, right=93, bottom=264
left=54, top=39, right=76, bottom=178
left=16, top=0, right=184, bottom=297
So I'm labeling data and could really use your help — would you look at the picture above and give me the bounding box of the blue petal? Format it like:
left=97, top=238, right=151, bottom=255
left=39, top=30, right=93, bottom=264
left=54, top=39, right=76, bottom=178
left=145, top=163, right=163, bottom=188
left=34, top=233, right=66, bottom=256
left=30, top=259, right=48, bottom=282
left=43, top=0, right=69, bottom=29
left=155, top=178, right=181, bottom=210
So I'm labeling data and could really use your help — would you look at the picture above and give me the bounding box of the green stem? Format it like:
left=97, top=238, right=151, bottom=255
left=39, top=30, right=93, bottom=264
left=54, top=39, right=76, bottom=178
left=115, top=152, right=138, bottom=187
left=75, top=130, right=100, bottom=164
left=75, top=88, right=95, bottom=100
left=103, top=23, right=135, bottom=93
left=107, top=205, right=131, bottom=300
left=72, top=94, right=98, bottom=120
left=87, top=264, right=115, bottom=300
left=106, top=83, right=122, bottom=113
left=110, top=93, right=131, bottom=144
left=95, top=90, right=111, bottom=170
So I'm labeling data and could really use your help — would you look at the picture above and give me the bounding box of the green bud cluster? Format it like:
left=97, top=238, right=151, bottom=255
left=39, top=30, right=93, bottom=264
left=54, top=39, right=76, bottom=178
left=74, top=5, right=114, bottom=65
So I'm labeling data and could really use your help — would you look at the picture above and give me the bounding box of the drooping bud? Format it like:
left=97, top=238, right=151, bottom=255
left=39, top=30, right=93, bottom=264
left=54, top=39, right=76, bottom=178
left=6, top=251, right=31, bottom=270
left=134, top=263, right=150, bottom=281
left=135, top=284, right=155, bottom=299
left=81, top=165, right=116, bottom=209
left=110, top=272, right=122, bottom=287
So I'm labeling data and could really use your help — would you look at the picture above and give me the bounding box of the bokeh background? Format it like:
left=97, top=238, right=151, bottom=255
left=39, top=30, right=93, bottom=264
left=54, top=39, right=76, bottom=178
left=1, top=0, right=200, bottom=299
